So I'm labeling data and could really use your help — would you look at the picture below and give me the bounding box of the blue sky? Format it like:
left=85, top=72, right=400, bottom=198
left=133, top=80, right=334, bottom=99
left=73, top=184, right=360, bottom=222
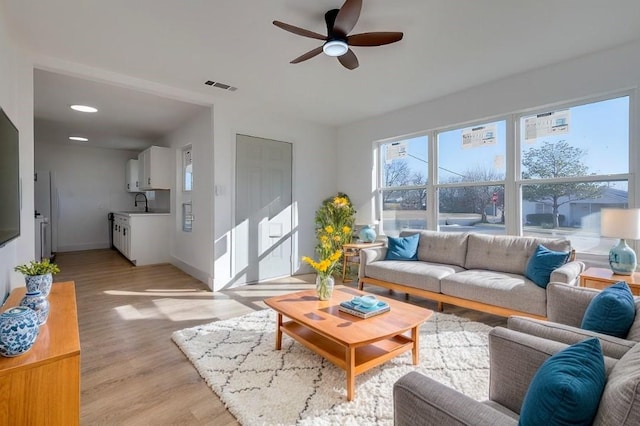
left=383, top=95, right=629, bottom=186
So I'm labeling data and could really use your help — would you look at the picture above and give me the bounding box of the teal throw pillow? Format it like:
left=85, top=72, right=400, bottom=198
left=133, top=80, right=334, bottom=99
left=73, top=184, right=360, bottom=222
left=581, top=281, right=636, bottom=338
left=525, top=244, right=570, bottom=288
left=519, top=338, right=606, bottom=426
left=385, top=234, right=419, bottom=261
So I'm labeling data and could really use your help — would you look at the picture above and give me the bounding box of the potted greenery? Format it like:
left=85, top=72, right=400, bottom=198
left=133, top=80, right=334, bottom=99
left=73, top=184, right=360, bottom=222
left=302, top=194, right=356, bottom=300
left=14, top=259, right=60, bottom=298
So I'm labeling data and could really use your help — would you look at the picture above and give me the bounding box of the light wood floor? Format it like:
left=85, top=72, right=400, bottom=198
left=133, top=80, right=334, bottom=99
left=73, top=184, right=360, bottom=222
left=54, top=249, right=506, bottom=425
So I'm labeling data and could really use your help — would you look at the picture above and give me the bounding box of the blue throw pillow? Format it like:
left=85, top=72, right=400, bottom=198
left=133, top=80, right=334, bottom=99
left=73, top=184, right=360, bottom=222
left=385, top=234, right=419, bottom=261
left=525, top=244, right=570, bottom=288
left=519, top=338, right=606, bottom=426
left=581, top=281, right=636, bottom=338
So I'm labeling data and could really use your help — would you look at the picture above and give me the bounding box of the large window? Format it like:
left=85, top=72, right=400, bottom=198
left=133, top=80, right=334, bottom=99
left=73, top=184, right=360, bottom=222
left=379, top=136, right=428, bottom=236
left=375, top=94, right=632, bottom=257
left=519, top=96, right=630, bottom=254
left=437, top=120, right=506, bottom=234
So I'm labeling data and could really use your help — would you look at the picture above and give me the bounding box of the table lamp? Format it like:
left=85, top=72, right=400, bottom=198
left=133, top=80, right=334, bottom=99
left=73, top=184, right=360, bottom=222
left=601, top=208, right=640, bottom=275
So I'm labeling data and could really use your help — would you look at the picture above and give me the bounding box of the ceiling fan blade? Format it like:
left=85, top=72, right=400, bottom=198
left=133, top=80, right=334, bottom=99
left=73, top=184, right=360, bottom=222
left=348, top=32, right=404, bottom=47
left=273, top=21, right=326, bottom=41
left=338, top=49, right=359, bottom=70
left=290, top=46, right=324, bottom=64
left=333, top=0, right=362, bottom=36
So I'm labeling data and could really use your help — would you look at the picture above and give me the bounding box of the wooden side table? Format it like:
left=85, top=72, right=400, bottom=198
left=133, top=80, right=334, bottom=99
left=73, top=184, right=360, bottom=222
left=579, top=267, right=640, bottom=295
left=342, top=241, right=385, bottom=282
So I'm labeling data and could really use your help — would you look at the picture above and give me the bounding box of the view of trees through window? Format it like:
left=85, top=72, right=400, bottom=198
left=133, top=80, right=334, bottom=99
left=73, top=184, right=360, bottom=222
left=380, top=136, right=428, bottom=235
left=377, top=95, right=631, bottom=255
left=437, top=120, right=506, bottom=234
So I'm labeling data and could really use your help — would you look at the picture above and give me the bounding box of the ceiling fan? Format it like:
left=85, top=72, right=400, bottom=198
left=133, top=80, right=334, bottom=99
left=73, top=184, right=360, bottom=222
left=273, top=0, right=403, bottom=70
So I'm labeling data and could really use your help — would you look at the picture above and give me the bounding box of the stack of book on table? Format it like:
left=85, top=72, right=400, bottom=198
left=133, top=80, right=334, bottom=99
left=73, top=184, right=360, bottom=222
left=339, top=298, right=390, bottom=319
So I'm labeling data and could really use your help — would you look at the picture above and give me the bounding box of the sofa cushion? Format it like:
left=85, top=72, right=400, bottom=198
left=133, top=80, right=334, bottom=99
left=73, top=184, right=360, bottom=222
left=581, top=281, right=636, bottom=339
left=464, top=234, right=571, bottom=275
left=519, top=338, right=605, bottom=426
left=385, top=234, right=419, bottom=261
left=525, top=244, right=570, bottom=288
left=594, top=340, right=640, bottom=424
left=400, top=230, right=469, bottom=268
left=441, top=270, right=547, bottom=316
left=365, top=261, right=463, bottom=293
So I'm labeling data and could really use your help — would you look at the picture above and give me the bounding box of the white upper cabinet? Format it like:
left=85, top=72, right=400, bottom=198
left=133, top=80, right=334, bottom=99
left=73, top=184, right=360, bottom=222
left=138, top=146, right=172, bottom=190
left=125, top=159, right=139, bottom=192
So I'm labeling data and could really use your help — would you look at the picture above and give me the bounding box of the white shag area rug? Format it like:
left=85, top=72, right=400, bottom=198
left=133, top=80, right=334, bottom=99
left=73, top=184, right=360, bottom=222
left=172, top=309, right=492, bottom=426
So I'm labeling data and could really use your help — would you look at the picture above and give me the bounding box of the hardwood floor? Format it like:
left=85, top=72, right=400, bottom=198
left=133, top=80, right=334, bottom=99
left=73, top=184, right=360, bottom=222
left=54, top=249, right=506, bottom=425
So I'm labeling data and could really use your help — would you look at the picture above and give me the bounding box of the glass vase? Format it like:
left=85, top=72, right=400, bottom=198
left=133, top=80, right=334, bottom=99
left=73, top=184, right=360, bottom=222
left=315, top=275, right=335, bottom=301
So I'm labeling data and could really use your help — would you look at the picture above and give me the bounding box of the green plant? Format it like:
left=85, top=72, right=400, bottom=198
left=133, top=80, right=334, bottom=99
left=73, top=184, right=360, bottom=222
left=313, top=193, right=356, bottom=254
left=14, top=259, right=60, bottom=276
left=302, top=193, right=356, bottom=280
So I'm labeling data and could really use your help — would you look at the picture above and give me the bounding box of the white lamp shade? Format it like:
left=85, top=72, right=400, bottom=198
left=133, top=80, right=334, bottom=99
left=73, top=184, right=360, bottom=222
left=601, top=208, right=640, bottom=239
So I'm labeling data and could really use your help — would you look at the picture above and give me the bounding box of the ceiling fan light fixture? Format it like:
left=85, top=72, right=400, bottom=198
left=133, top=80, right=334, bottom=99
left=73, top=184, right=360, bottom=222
left=323, top=40, right=348, bottom=57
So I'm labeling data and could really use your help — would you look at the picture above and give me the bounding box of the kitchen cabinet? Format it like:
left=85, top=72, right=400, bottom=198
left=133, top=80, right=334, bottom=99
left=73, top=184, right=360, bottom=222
left=113, top=212, right=170, bottom=265
left=113, top=214, right=131, bottom=259
left=125, top=159, right=139, bottom=192
left=138, top=146, right=172, bottom=190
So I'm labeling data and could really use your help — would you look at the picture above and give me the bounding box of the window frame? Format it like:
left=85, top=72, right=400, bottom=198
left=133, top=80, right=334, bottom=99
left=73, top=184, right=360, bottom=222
left=373, top=89, right=635, bottom=256
left=182, top=145, right=193, bottom=192
left=376, top=134, right=430, bottom=236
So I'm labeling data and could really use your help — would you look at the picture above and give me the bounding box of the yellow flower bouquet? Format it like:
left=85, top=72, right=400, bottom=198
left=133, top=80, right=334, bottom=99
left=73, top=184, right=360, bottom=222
left=304, top=194, right=356, bottom=300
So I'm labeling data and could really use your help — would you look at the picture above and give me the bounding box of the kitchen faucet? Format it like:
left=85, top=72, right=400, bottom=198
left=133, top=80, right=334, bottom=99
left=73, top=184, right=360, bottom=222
left=134, top=192, right=149, bottom=212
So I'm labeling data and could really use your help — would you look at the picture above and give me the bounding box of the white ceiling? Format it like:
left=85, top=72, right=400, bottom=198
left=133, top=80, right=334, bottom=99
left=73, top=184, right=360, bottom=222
left=33, top=70, right=207, bottom=150
left=6, top=0, right=640, bottom=150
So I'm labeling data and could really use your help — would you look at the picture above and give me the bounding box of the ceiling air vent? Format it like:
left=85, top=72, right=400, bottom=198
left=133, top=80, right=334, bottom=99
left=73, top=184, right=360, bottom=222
left=204, top=80, right=238, bottom=92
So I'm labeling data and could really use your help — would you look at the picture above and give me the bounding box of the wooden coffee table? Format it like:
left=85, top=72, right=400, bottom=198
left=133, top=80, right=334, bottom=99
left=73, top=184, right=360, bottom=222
left=264, top=286, right=433, bottom=401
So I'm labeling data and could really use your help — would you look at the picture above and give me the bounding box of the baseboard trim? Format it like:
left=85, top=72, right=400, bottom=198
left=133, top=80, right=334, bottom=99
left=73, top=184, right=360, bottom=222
left=58, top=242, right=110, bottom=252
left=170, top=256, right=212, bottom=289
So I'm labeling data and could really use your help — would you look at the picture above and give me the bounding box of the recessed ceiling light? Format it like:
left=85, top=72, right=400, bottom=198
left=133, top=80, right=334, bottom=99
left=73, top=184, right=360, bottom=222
left=69, top=136, right=89, bottom=142
left=70, top=105, right=98, bottom=113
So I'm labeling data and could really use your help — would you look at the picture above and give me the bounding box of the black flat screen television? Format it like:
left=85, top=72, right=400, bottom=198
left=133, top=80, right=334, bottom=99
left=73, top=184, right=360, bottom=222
left=0, top=106, right=20, bottom=248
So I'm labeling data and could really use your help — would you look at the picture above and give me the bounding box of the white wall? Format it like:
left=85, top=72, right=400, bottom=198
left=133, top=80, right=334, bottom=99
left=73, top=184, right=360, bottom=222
left=212, top=102, right=338, bottom=290
left=34, top=139, right=141, bottom=251
left=21, top=53, right=338, bottom=291
left=0, top=5, right=35, bottom=301
left=337, top=40, right=640, bottom=225
left=162, top=107, right=214, bottom=284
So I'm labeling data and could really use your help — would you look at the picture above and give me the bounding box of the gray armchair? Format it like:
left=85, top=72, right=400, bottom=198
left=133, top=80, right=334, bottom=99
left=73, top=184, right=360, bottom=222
left=508, top=282, right=640, bottom=359
left=394, top=327, right=640, bottom=425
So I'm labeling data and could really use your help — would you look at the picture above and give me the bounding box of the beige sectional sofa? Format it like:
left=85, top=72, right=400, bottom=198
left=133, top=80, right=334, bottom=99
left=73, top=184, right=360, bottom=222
left=358, top=230, right=585, bottom=319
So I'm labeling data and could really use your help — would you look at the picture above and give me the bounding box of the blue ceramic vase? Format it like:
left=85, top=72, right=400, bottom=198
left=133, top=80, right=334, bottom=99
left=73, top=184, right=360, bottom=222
left=25, top=273, right=53, bottom=297
left=359, top=225, right=377, bottom=243
left=0, top=306, right=40, bottom=357
left=20, top=291, right=50, bottom=326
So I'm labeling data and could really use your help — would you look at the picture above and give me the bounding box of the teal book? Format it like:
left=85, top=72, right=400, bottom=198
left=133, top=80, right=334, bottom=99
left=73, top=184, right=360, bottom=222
left=338, top=300, right=390, bottom=318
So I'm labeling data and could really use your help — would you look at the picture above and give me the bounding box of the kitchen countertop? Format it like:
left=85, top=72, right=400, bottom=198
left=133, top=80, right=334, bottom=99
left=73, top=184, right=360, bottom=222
left=114, top=211, right=171, bottom=217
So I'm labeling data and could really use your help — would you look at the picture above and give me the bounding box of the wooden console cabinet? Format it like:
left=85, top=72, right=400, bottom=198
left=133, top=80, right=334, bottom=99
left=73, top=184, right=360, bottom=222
left=0, top=281, right=80, bottom=425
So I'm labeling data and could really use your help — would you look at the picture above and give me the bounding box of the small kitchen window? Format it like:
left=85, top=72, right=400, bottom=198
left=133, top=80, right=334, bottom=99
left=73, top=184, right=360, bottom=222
left=183, top=146, right=193, bottom=192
